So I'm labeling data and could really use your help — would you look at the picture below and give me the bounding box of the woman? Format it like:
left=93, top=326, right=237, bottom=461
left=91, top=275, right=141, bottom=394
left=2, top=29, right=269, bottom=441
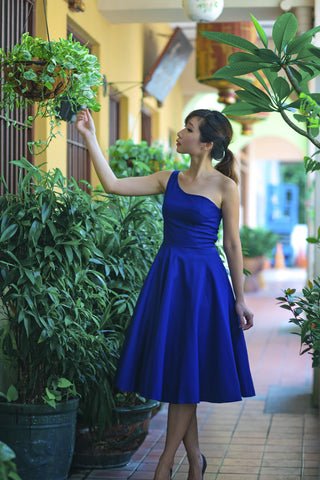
left=76, top=108, right=255, bottom=480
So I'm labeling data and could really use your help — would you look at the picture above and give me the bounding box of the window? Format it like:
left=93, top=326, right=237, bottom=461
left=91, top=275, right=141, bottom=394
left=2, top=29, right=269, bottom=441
left=141, top=109, right=152, bottom=145
left=66, top=26, right=91, bottom=190
left=0, top=0, right=34, bottom=195
left=109, top=90, right=120, bottom=147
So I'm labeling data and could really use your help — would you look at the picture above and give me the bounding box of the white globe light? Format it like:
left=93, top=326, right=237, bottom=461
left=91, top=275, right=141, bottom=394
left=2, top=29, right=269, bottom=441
left=182, top=0, right=224, bottom=22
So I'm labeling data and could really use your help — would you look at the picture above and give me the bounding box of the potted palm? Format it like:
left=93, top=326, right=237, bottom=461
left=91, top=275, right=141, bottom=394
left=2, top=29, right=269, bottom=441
left=0, top=158, right=121, bottom=480
left=0, top=32, right=102, bottom=153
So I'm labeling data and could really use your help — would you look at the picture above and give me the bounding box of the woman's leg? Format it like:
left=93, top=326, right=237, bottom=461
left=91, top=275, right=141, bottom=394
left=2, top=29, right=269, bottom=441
left=183, top=409, right=204, bottom=480
left=154, top=403, right=196, bottom=480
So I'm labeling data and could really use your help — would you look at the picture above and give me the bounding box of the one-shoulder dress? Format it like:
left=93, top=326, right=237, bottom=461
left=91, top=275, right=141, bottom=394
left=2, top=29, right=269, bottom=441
left=114, top=170, right=255, bottom=404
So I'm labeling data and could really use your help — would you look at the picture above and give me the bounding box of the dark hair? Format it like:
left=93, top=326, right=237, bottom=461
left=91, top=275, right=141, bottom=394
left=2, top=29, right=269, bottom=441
left=184, top=109, right=238, bottom=184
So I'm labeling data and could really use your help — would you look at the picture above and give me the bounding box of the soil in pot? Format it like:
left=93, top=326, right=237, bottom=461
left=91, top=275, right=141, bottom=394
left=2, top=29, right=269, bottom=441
left=4, top=62, right=69, bottom=100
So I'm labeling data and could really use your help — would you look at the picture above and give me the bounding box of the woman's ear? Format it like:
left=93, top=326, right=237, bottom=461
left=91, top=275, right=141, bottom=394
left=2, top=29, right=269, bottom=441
left=203, top=141, right=213, bottom=152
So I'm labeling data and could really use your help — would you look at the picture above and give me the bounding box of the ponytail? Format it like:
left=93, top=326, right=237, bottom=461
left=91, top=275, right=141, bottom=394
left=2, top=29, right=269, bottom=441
left=215, top=149, right=239, bottom=185
left=184, top=109, right=238, bottom=184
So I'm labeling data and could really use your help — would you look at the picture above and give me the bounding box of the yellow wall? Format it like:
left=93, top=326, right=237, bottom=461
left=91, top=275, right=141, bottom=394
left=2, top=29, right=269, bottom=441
left=33, top=0, right=184, bottom=185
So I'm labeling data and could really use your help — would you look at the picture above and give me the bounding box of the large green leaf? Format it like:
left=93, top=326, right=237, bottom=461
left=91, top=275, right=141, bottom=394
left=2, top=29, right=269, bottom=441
left=250, top=14, right=268, bottom=48
left=273, top=77, right=291, bottom=102
left=0, top=223, right=18, bottom=242
left=306, top=46, right=320, bottom=59
left=285, top=26, right=320, bottom=55
left=236, top=90, right=274, bottom=110
left=200, top=31, right=258, bottom=53
left=213, top=62, right=263, bottom=78
left=216, top=75, right=271, bottom=101
left=253, top=71, right=272, bottom=95
left=41, top=202, right=52, bottom=224
left=272, top=13, right=298, bottom=54
left=222, top=102, right=264, bottom=116
left=228, top=51, right=266, bottom=64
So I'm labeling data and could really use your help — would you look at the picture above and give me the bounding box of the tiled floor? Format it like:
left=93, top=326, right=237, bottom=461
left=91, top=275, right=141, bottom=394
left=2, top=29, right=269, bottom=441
left=69, top=268, right=320, bottom=480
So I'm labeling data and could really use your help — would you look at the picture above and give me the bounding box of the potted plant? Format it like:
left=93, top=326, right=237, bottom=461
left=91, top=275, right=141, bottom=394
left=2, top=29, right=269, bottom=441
left=240, top=226, right=279, bottom=291
left=0, top=32, right=102, bottom=153
left=72, top=194, right=163, bottom=469
left=277, top=279, right=320, bottom=406
left=0, top=158, right=121, bottom=480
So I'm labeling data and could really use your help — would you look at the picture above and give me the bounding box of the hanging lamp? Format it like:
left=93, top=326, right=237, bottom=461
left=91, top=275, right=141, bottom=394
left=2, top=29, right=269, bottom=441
left=182, top=0, right=224, bottom=22
left=196, top=21, right=256, bottom=104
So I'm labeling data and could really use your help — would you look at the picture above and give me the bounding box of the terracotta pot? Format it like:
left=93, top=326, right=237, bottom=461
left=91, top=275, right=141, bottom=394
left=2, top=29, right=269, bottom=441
left=243, top=255, right=266, bottom=292
left=4, top=61, right=70, bottom=101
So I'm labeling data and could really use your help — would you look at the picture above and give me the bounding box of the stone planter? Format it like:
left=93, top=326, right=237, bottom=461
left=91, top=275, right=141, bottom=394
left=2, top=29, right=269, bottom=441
left=73, top=399, right=160, bottom=469
left=0, top=398, right=79, bottom=480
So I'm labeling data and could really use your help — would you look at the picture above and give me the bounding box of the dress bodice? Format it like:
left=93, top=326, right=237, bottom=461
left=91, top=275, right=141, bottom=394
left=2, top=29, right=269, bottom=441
left=162, top=171, right=222, bottom=249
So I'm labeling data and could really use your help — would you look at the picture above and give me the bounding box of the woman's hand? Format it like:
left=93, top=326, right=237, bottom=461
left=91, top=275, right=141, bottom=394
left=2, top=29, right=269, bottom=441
left=235, top=300, right=254, bottom=330
left=75, top=108, right=95, bottom=138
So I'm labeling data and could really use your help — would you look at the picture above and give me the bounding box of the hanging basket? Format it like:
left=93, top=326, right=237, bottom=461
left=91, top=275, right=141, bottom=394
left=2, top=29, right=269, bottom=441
left=3, top=61, right=70, bottom=101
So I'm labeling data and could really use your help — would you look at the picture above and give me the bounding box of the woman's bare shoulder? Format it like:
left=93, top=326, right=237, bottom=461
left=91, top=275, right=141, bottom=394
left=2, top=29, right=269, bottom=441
left=157, top=170, right=175, bottom=191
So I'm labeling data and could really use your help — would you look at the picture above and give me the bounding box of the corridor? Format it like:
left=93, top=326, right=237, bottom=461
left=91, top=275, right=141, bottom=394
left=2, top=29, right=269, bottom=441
left=70, top=268, right=320, bottom=480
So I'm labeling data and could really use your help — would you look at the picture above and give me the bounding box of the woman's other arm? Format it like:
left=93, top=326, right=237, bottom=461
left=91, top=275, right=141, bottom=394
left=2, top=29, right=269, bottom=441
left=221, top=181, right=253, bottom=330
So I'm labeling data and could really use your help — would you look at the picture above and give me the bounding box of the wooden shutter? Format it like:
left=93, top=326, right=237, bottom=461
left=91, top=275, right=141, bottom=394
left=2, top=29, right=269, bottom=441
left=0, top=0, right=34, bottom=195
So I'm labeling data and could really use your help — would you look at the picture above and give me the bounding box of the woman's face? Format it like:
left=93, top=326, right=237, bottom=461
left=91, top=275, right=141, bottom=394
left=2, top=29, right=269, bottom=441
left=176, top=116, right=205, bottom=156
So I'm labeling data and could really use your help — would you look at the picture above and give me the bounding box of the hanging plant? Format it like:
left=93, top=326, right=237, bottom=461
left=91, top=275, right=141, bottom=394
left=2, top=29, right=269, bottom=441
left=0, top=32, right=102, bottom=154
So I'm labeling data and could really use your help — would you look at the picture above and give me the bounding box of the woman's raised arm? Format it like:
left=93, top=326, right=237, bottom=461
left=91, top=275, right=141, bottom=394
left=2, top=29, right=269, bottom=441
left=75, top=108, right=170, bottom=196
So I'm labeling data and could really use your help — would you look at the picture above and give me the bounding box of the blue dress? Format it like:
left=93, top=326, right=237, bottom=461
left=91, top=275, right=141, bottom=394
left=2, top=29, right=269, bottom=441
left=114, top=171, right=255, bottom=404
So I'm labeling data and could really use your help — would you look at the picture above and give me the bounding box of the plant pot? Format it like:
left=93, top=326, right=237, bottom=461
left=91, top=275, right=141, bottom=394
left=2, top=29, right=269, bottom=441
left=72, top=398, right=160, bottom=469
left=0, top=398, right=79, bottom=480
left=3, top=61, right=69, bottom=100
left=243, top=255, right=266, bottom=292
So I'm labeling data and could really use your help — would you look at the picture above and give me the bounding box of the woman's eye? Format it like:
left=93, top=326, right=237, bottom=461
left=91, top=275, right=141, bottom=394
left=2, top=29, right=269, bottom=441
left=187, top=128, right=192, bottom=132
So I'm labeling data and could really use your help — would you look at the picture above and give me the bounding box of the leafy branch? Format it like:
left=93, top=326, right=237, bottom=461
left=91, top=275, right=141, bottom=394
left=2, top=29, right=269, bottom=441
left=201, top=12, right=320, bottom=169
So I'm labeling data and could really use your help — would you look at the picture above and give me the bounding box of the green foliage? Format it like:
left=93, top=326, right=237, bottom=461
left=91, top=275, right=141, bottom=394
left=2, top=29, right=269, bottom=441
left=0, top=385, right=18, bottom=403
left=0, top=32, right=102, bottom=154
left=100, top=196, right=163, bottom=333
left=108, top=139, right=188, bottom=178
left=307, top=226, right=320, bottom=246
left=240, top=226, right=279, bottom=258
left=0, top=158, right=163, bottom=427
left=277, top=279, right=320, bottom=367
left=0, top=441, right=21, bottom=480
left=201, top=12, right=320, bottom=160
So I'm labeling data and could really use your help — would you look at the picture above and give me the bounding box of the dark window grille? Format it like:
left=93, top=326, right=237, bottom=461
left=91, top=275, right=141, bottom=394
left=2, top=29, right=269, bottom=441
left=66, top=26, right=91, bottom=191
left=109, top=92, right=120, bottom=147
left=0, top=0, right=34, bottom=195
left=141, top=109, right=152, bottom=145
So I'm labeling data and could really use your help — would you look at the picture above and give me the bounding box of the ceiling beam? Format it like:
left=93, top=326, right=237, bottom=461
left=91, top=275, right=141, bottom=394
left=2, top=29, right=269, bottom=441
left=98, top=0, right=314, bottom=24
